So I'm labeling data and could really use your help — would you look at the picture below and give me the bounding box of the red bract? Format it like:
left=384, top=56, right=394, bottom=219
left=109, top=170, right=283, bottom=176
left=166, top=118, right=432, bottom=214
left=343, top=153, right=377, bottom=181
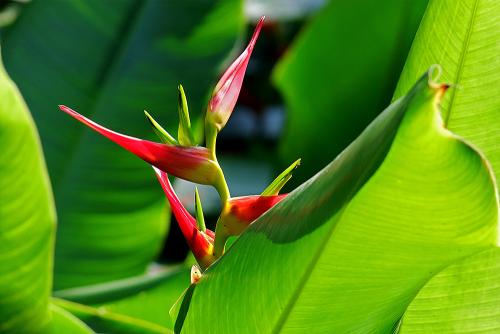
left=154, top=167, right=215, bottom=269
left=221, top=194, right=287, bottom=236
left=206, top=16, right=264, bottom=131
left=59, top=105, right=219, bottom=186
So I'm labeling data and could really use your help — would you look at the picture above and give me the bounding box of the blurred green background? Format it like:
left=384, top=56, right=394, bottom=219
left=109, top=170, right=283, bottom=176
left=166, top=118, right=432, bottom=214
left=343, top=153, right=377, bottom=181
left=0, top=0, right=428, bottom=289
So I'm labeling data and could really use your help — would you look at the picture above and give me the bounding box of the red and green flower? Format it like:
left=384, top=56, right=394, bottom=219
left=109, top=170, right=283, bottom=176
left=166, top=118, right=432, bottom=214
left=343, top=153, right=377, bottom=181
left=60, top=16, right=300, bottom=275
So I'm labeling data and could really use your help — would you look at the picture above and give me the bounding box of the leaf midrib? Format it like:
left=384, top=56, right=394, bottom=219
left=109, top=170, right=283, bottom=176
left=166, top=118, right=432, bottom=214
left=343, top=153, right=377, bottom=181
left=444, top=0, right=480, bottom=126
left=270, top=146, right=396, bottom=333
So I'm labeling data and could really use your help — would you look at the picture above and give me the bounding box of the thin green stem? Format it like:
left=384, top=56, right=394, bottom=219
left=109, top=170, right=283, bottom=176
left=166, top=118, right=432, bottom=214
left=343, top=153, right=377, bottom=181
left=214, top=164, right=230, bottom=205
left=205, top=122, right=218, bottom=157
left=204, top=121, right=231, bottom=257
left=213, top=217, right=229, bottom=258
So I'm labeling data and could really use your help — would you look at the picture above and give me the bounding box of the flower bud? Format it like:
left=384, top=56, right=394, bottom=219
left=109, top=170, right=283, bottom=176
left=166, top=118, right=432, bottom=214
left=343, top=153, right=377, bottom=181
left=205, top=16, right=264, bottom=133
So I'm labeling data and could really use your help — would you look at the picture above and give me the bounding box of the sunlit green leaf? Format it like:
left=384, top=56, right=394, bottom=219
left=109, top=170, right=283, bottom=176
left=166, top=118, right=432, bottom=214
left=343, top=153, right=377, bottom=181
left=394, top=0, right=500, bottom=188
left=399, top=248, right=500, bottom=333
left=179, top=72, right=498, bottom=333
left=0, top=52, right=55, bottom=333
left=0, top=51, right=92, bottom=334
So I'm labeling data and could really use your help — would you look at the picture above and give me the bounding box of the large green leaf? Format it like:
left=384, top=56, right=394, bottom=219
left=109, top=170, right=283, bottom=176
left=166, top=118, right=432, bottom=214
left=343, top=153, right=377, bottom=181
left=1, top=0, right=244, bottom=288
left=0, top=52, right=93, bottom=334
left=179, top=72, right=498, bottom=333
left=394, top=0, right=500, bottom=186
left=0, top=52, right=55, bottom=332
left=273, top=0, right=428, bottom=185
left=398, top=247, right=500, bottom=333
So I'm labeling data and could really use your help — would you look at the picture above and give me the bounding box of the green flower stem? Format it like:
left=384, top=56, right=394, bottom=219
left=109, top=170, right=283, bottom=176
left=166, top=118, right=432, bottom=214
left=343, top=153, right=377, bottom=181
left=204, top=119, right=231, bottom=257
left=213, top=218, right=229, bottom=258
left=205, top=122, right=218, bottom=156
left=214, top=163, right=230, bottom=205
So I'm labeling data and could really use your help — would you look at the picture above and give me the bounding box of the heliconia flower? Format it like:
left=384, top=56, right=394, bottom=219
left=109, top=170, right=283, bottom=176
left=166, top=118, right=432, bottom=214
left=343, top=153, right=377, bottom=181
left=220, top=194, right=287, bottom=236
left=153, top=167, right=216, bottom=269
left=205, top=16, right=265, bottom=133
left=59, top=105, right=221, bottom=187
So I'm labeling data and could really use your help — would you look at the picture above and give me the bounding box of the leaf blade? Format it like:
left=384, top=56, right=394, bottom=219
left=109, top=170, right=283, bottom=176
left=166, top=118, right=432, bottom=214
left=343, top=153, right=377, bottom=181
left=0, top=52, right=55, bottom=333
left=181, top=72, right=498, bottom=333
left=399, top=248, right=500, bottom=333
left=393, top=0, right=500, bottom=187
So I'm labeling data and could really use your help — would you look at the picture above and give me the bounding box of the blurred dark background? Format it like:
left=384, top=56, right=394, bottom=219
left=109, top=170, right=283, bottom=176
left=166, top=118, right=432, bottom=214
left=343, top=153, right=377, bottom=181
left=0, top=0, right=428, bottom=288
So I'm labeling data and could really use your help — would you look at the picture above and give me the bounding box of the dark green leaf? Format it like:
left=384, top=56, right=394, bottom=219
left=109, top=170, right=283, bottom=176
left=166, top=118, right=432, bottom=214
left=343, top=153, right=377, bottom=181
left=1, top=0, right=244, bottom=288
left=273, top=0, right=428, bottom=185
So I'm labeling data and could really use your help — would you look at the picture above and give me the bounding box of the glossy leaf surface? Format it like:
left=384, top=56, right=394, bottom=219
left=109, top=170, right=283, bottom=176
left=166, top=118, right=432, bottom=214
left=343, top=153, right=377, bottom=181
left=399, top=248, right=500, bottom=333
left=0, top=53, right=94, bottom=334
left=0, top=54, right=55, bottom=333
left=180, top=73, right=498, bottom=333
left=394, top=0, right=500, bottom=187
left=1, top=0, right=244, bottom=288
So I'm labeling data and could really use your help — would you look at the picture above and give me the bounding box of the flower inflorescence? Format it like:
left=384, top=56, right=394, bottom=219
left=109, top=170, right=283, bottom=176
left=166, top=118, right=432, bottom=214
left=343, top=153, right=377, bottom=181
left=59, top=16, right=300, bottom=279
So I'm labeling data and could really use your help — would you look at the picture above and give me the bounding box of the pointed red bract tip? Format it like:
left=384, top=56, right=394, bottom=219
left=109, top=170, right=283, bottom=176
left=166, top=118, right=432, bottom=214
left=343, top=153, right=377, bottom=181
left=206, top=16, right=265, bottom=131
left=221, top=193, right=287, bottom=236
left=154, top=168, right=214, bottom=266
left=228, top=193, right=286, bottom=223
left=248, top=16, right=265, bottom=52
left=59, top=105, right=218, bottom=185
